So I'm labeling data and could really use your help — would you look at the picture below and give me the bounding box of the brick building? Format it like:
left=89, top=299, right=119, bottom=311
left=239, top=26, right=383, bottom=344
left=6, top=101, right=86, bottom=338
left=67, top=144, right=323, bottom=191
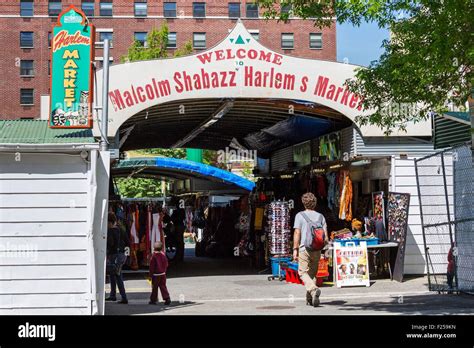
left=0, top=0, right=336, bottom=119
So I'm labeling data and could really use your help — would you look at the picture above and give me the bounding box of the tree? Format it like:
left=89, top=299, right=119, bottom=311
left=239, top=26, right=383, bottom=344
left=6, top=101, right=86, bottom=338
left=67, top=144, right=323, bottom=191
left=115, top=177, right=163, bottom=198
left=257, top=0, right=473, bottom=134
left=136, top=148, right=187, bottom=159
left=121, top=22, right=193, bottom=63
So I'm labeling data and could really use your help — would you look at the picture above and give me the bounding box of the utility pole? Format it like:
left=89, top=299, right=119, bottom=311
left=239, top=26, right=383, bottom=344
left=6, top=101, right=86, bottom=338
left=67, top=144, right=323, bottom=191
left=470, top=88, right=474, bottom=151
left=100, top=39, right=110, bottom=151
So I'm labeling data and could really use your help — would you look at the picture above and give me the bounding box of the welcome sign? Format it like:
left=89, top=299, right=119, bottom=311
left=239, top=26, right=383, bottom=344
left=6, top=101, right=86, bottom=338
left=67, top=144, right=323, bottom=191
left=49, top=5, right=94, bottom=128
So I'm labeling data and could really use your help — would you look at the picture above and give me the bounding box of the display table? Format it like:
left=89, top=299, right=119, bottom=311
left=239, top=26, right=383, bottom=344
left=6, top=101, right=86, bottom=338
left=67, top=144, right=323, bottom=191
left=367, top=242, right=398, bottom=280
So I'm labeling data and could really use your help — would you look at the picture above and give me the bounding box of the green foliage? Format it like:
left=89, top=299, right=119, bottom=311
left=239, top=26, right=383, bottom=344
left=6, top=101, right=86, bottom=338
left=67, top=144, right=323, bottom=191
left=121, top=22, right=193, bottom=63
left=174, top=41, right=194, bottom=57
left=257, top=0, right=474, bottom=133
left=135, top=148, right=187, bottom=158
left=115, top=177, right=163, bottom=198
left=240, top=161, right=255, bottom=180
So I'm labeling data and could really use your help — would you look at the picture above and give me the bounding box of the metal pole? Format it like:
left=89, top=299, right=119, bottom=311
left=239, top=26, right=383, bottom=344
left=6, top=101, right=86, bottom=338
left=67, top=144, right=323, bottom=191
left=100, top=39, right=110, bottom=151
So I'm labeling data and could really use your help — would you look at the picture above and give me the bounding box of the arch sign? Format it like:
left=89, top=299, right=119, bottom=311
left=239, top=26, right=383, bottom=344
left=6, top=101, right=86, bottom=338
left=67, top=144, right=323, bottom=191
left=94, top=21, right=430, bottom=138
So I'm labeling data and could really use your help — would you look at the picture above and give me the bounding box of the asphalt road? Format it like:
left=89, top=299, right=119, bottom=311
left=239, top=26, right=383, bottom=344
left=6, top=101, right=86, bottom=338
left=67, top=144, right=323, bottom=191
left=106, top=246, right=474, bottom=315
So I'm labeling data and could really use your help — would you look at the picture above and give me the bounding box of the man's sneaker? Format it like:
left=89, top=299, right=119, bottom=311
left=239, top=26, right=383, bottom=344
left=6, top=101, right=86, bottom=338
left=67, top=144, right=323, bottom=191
left=311, top=288, right=321, bottom=307
left=148, top=301, right=157, bottom=305
left=306, top=291, right=312, bottom=306
left=105, top=297, right=116, bottom=302
left=164, top=299, right=171, bottom=305
left=118, top=299, right=128, bottom=304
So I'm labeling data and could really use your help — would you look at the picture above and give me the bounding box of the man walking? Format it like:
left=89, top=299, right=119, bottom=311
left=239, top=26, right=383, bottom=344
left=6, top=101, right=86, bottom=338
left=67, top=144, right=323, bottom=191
left=106, top=212, right=129, bottom=304
left=293, top=193, right=328, bottom=307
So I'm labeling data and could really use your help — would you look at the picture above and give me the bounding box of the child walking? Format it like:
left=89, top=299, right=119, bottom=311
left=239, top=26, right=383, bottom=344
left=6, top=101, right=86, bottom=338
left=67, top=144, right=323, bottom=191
left=149, top=242, right=171, bottom=305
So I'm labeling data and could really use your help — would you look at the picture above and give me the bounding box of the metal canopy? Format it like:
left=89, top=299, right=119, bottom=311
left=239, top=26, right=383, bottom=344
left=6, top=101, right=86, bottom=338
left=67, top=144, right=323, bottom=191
left=113, top=157, right=256, bottom=191
left=119, top=98, right=351, bottom=155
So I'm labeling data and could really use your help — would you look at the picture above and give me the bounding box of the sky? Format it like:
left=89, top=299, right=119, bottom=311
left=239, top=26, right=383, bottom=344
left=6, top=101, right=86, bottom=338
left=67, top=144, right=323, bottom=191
left=336, top=21, right=389, bottom=67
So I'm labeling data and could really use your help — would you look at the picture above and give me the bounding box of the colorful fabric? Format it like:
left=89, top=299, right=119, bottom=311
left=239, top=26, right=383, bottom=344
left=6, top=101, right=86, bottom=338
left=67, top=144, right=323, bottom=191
left=338, top=172, right=353, bottom=221
left=254, top=208, right=264, bottom=230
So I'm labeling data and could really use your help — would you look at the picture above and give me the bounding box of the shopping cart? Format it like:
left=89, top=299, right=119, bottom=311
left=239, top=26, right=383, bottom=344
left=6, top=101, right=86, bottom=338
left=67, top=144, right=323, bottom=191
left=268, top=256, right=291, bottom=281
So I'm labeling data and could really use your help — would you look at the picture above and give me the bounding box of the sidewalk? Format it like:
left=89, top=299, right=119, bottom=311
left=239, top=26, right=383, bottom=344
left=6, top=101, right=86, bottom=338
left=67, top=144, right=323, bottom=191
left=106, top=272, right=474, bottom=315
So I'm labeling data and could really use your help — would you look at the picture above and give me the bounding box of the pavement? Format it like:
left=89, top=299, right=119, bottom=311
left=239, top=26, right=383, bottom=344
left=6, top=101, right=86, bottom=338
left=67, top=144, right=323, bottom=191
left=105, top=245, right=474, bottom=315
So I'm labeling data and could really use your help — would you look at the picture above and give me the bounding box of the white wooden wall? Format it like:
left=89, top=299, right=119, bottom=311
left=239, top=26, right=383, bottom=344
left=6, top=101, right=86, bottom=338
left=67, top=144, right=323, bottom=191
left=0, top=152, right=93, bottom=315
left=390, top=156, right=454, bottom=275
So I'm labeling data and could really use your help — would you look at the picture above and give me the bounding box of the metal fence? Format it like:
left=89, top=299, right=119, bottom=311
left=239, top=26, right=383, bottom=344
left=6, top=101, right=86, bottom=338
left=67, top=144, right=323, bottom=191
left=415, top=142, right=474, bottom=294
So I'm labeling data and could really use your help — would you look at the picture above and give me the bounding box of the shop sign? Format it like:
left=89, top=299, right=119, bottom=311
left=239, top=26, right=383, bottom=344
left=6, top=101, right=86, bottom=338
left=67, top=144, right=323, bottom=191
left=49, top=5, right=94, bottom=128
left=334, top=241, right=370, bottom=287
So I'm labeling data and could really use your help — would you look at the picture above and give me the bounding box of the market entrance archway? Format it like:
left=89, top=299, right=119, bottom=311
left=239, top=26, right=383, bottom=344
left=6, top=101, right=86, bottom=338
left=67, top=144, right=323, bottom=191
left=93, top=20, right=375, bottom=149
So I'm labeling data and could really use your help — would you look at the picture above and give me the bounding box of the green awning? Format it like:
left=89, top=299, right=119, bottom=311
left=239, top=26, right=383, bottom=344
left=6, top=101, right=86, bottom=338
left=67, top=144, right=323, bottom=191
left=442, top=112, right=470, bottom=125
left=0, top=120, right=96, bottom=144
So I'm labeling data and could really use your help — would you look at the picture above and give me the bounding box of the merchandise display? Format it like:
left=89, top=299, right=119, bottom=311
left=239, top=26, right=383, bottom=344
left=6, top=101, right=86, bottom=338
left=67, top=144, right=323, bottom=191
left=388, top=192, right=411, bottom=282
left=266, top=201, right=291, bottom=255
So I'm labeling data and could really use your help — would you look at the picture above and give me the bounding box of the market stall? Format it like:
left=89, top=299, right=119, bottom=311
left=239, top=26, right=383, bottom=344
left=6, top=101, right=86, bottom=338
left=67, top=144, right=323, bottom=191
left=251, top=150, right=411, bottom=287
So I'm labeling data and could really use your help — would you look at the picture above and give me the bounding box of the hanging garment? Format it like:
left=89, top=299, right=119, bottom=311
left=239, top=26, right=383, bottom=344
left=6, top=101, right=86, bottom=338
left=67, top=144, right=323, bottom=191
left=185, top=207, right=194, bottom=233
left=375, top=218, right=387, bottom=241
left=254, top=208, right=264, bottom=230
left=129, top=206, right=140, bottom=270
left=150, top=213, right=162, bottom=255
left=338, top=172, right=353, bottom=221
left=316, top=175, right=327, bottom=199
left=142, top=205, right=152, bottom=266
left=326, top=172, right=337, bottom=210
left=130, top=210, right=140, bottom=244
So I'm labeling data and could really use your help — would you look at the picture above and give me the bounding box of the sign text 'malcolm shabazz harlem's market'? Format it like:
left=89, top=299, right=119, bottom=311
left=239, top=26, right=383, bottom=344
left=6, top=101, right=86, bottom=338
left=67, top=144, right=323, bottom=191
left=108, top=47, right=363, bottom=112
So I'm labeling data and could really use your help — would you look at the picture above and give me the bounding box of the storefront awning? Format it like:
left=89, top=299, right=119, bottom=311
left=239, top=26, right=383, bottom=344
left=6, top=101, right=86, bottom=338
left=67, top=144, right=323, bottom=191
left=113, top=157, right=255, bottom=191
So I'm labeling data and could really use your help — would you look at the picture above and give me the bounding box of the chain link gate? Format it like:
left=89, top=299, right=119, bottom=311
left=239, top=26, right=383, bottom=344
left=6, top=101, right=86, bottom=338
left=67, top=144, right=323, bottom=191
left=415, top=142, right=474, bottom=294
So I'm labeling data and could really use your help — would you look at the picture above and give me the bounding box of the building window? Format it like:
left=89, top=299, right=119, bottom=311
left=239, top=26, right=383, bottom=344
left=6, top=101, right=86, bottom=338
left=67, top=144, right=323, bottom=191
left=309, top=33, right=322, bottom=49
left=193, top=2, right=205, bottom=18
left=134, top=32, right=147, bottom=47
left=249, top=30, right=259, bottom=41
left=20, top=89, right=34, bottom=105
left=193, top=32, right=206, bottom=49
left=168, top=32, right=177, bottom=48
left=134, top=1, right=147, bottom=17
left=246, top=3, right=258, bottom=18
left=48, top=60, right=51, bottom=76
left=97, top=32, right=113, bottom=47
left=20, top=60, right=34, bottom=76
left=48, top=0, right=62, bottom=17
left=281, top=33, right=294, bottom=49
left=163, top=2, right=177, bottom=18
left=100, top=1, right=113, bottom=17
left=81, top=1, right=95, bottom=17
left=228, top=3, right=240, bottom=18
left=281, top=4, right=291, bottom=15
left=48, top=32, right=52, bottom=48
left=20, top=32, right=34, bottom=48
left=20, top=0, right=34, bottom=17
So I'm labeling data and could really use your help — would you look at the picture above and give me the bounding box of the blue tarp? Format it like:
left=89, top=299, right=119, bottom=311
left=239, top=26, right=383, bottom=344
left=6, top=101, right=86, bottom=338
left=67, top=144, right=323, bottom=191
left=115, top=157, right=255, bottom=191
left=243, top=115, right=332, bottom=155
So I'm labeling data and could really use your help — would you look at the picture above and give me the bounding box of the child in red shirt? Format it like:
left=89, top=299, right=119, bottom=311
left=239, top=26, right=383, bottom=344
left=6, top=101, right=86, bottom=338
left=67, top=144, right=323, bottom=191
left=149, top=242, right=171, bottom=305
